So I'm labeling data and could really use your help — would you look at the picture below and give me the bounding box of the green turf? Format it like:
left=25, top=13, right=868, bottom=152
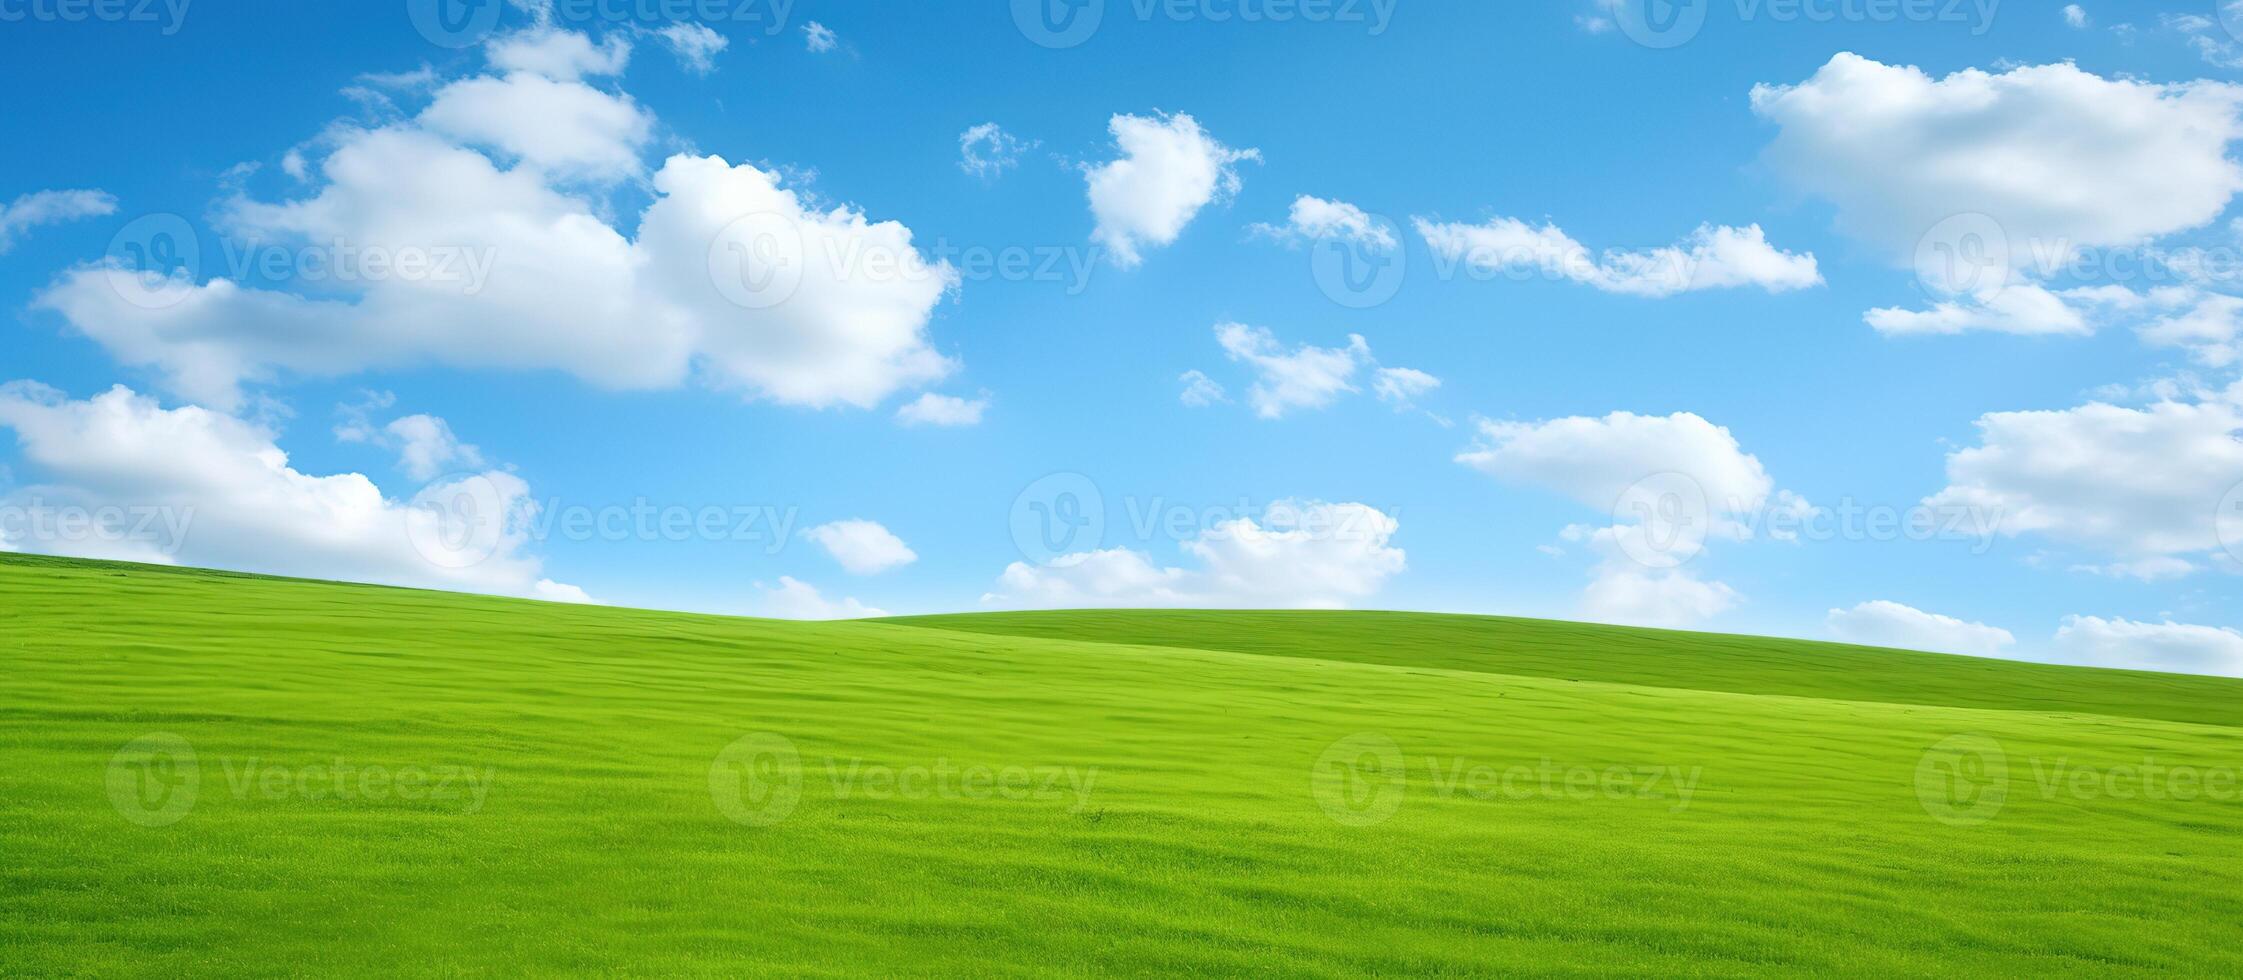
left=7, top=553, right=2243, bottom=975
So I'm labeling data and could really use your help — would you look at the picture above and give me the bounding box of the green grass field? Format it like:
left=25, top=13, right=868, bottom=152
left=7, top=553, right=2243, bottom=975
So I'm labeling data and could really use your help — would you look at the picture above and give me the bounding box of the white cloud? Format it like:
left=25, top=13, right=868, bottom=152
left=1827, top=600, right=2017, bottom=657
left=335, top=398, right=485, bottom=481
left=894, top=392, right=987, bottom=427
left=1457, top=411, right=1783, bottom=525
left=1864, top=283, right=2092, bottom=337
left=989, top=501, right=1404, bottom=610
left=1177, top=369, right=1227, bottom=407
left=1215, top=323, right=1369, bottom=419
left=1084, top=112, right=1259, bottom=268
left=1459, top=410, right=1805, bottom=629
left=803, top=519, right=918, bottom=575
left=1926, top=396, right=2243, bottom=562
left=2062, top=4, right=2087, bottom=28
left=0, top=189, right=117, bottom=255
left=959, top=123, right=1032, bottom=180
left=1372, top=367, right=1440, bottom=407
left=0, top=383, right=587, bottom=602
left=486, top=28, right=631, bottom=81
left=1414, top=218, right=1820, bottom=297
left=1751, top=54, right=2243, bottom=260
left=1252, top=195, right=1397, bottom=251
left=385, top=415, right=484, bottom=481
left=419, top=71, right=653, bottom=182
left=2141, top=292, right=2243, bottom=366
left=650, top=23, right=727, bottom=75
left=803, top=21, right=837, bottom=53
left=759, top=576, right=885, bottom=619
left=2054, top=616, right=2243, bottom=677
left=1580, top=565, right=1738, bottom=629
left=38, top=43, right=959, bottom=414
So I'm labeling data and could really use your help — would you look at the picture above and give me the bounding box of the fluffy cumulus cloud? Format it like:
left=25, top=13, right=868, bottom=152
left=1215, top=323, right=1369, bottom=419
left=36, top=30, right=959, bottom=413
left=1083, top=112, right=1258, bottom=268
left=802, top=519, right=918, bottom=575
left=0, top=383, right=588, bottom=603
left=0, top=189, right=117, bottom=254
left=1580, top=566, right=1739, bottom=629
left=486, top=28, right=631, bottom=81
left=1460, top=411, right=1809, bottom=629
left=759, top=577, right=885, bottom=620
left=1827, top=600, right=2017, bottom=657
left=336, top=402, right=485, bottom=481
left=1458, top=411, right=1784, bottom=526
left=894, top=392, right=987, bottom=427
left=1199, top=323, right=1437, bottom=420
left=1752, top=54, right=2243, bottom=260
left=420, top=71, right=653, bottom=181
left=1926, top=395, right=2243, bottom=568
left=1252, top=195, right=1397, bottom=251
left=1753, top=54, right=2243, bottom=335
left=987, top=501, right=1405, bottom=609
left=1414, top=218, right=1821, bottom=297
left=2054, top=616, right=2243, bottom=677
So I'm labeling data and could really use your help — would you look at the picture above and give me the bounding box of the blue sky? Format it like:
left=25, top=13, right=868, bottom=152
left=5, top=0, right=2243, bottom=674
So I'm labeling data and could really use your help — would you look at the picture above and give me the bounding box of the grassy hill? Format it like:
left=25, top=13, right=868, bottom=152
left=6, top=553, right=2243, bottom=974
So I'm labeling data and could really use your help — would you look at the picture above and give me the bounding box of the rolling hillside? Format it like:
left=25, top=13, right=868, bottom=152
left=6, top=554, right=2243, bottom=974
